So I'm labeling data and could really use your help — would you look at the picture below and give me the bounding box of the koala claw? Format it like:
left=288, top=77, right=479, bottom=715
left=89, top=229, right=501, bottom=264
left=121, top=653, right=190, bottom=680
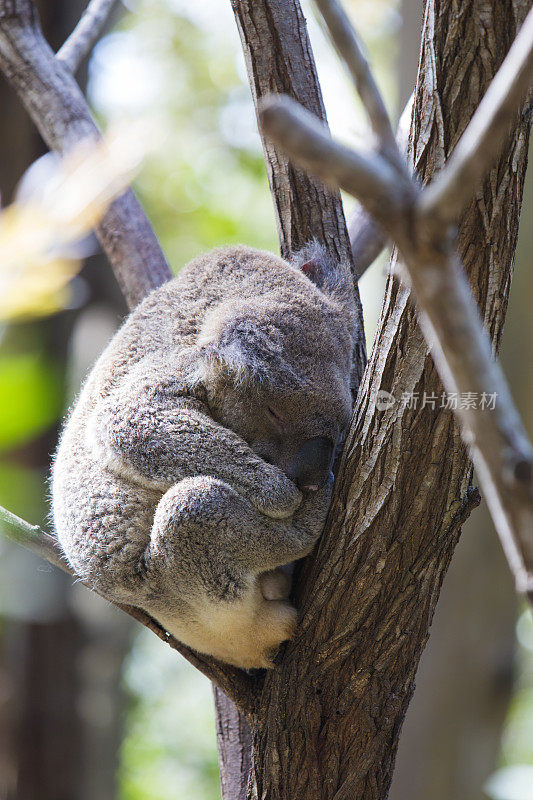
left=254, top=481, right=302, bottom=520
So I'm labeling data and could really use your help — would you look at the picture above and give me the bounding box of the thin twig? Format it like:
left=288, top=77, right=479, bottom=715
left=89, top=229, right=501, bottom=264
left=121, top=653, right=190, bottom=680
left=0, top=505, right=70, bottom=571
left=57, top=0, right=119, bottom=74
left=0, top=504, right=257, bottom=715
left=314, top=0, right=405, bottom=171
left=420, top=5, right=533, bottom=222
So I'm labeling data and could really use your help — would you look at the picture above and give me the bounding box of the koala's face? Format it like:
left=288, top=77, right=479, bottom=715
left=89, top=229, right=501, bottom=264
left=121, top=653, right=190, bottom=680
left=211, top=373, right=352, bottom=492
left=198, top=292, right=354, bottom=492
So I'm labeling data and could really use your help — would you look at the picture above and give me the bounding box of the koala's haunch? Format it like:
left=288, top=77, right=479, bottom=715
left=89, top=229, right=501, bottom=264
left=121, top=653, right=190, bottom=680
left=52, top=244, right=357, bottom=669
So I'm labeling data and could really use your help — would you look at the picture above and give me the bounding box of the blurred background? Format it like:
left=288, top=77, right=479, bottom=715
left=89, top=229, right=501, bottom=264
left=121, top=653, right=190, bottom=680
left=0, top=1, right=532, bottom=798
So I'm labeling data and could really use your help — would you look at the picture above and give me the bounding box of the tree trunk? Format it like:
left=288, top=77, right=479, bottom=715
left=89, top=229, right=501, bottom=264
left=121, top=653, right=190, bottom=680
left=214, top=1, right=367, bottom=793
left=215, top=1, right=532, bottom=798
left=388, top=2, right=520, bottom=797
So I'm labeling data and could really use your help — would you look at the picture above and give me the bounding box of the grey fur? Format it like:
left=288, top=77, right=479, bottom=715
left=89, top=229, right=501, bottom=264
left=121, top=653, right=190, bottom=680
left=52, top=244, right=356, bottom=668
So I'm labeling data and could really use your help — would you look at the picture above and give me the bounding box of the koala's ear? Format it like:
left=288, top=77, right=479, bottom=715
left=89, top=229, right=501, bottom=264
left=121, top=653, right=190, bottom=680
left=299, top=257, right=320, bottom=281
left=291, top=240, right=353, bottom=303
left=195, top=303, right=279, bottom=386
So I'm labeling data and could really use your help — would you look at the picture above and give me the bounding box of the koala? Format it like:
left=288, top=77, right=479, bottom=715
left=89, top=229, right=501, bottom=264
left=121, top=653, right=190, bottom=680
left=52, top=243, right=357, bottom=669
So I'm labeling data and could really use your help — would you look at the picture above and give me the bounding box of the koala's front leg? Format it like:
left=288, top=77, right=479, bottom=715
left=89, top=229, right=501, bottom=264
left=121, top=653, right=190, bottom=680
left=89, top=356, right=301, bottom=520
left=141, top=475, right=332, bottom=669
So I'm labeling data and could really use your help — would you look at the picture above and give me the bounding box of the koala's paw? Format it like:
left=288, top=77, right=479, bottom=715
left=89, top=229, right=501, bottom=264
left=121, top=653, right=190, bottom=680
left=250, top=600, right=298, bottom=669
left=253, top=470, right=302, bottom=519
left=259, top=567, right=293, bottom=600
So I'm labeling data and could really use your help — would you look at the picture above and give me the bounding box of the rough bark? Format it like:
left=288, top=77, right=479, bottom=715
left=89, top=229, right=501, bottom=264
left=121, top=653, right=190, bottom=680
left=245, top=1, right=531, bottom=798
left=387, top=3, right=520, bottom=795
left=214, top=686, right=253, bottom=800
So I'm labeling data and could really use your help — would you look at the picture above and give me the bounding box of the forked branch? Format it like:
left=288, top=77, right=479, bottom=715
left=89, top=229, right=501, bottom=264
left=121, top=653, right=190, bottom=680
left=260, top=96, right=415, bottom=225
left=314, top=0, right=405, bottom=171
left=260, top=1, right=533, bottom=600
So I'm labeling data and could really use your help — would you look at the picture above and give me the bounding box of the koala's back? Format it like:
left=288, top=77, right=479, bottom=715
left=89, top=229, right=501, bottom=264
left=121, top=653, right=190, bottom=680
left=75, top=245, right=331, bottom=403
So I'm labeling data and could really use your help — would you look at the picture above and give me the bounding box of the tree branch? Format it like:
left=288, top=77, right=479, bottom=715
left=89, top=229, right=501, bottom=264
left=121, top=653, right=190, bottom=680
left=0, top=503, right=257, bottom=715
left=261, top=91, right=417, bottom=277
left=56, top=0, right=118, bottom=74
left=259, top=95, right=415, bottom=228
left=314, top=0, right=405, bottom=171
left=0, top=505, right=70, bottom=571
left=348, top=208, right=386, bottom=278
left=347, top=93, right=414, bottom=277
left=408, top=250, right=533, bottom=594
left=420, top=6, right=533, bottom=222
left=259, top=7, right=533, bottom=602
left=0, top=0, right=171, bottom=308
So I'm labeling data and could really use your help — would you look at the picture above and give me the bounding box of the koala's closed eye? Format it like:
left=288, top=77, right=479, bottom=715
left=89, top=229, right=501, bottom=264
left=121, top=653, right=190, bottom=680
left=52, top=243, right=356, bottom=669
left=266, top=406, right=285, bottom=431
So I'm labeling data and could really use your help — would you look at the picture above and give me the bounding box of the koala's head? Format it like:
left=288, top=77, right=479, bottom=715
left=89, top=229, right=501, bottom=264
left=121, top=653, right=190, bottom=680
left=194, top=243, right=358, bottom=492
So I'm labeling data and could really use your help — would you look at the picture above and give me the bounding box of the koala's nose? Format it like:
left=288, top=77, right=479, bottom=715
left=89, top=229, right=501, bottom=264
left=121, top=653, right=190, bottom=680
left=285, top=436, right=334, bottom=492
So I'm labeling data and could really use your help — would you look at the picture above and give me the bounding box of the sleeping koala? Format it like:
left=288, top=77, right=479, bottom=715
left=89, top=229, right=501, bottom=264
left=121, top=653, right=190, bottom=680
left=52, top=243, right=357, bottom=669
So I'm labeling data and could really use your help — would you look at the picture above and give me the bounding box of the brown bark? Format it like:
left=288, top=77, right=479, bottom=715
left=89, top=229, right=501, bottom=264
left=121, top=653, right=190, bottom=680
left=230, top=0, right=366, bottom=382
left=214, top=686, right=253, bottom=800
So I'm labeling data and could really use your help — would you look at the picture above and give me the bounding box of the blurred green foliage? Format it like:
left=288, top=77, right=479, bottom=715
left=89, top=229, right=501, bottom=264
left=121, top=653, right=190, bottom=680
left=0, top=352, right=62, bottom=453
left=0, top=319, right=65, bottom=534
